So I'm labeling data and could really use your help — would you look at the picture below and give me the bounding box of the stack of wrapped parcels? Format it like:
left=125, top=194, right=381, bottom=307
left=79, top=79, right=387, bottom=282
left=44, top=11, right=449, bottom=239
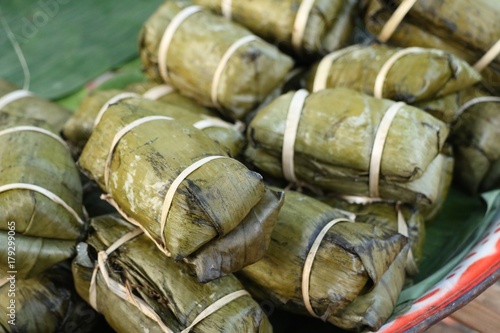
left=0, top=81, right=98, bottom=332
left=5, top=0, right=500, bottom=332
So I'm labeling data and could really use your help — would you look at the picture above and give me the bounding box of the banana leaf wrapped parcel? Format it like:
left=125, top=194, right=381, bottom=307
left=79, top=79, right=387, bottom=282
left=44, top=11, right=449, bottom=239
left=306, top=44, right=481, bottom=116
left=239, top=190, right=409, bottom=331
left=0, top=263, right=98, bottom=333
left=363, top=0, right=500, bottom=93
left=78, top=103, right=283, bottom=282
left=0, top=113, right=86, bottom=279
left=450, top=89, right=500, bottom=194
left=245, top=88, right=450, bottom=205
left=193, top=0, right=358, bottom=56
left=139, top=1, right=294, bottom=120
left=72, top=214, right=272, bottom=333
left=321, top=195, right=424, bottom=274
left=63, top=89, right=245, bottom=157
left=0, top=80, right=71, bottom=132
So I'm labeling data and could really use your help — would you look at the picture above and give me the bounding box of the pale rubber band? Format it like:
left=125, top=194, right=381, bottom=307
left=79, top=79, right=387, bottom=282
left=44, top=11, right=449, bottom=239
left=0, top=277, right=8, bottom=288
left=160, top=155, right=228, bottom=247
left=369, top=102, right=405, bottom=198
left=457, top=96, right=500, bottom=114
left=104, top=116, right=174, bottom=191
left=211, top=35, right=259, bottom=107
left=396, top=204, right=418, bottom=275
left=101, top=193, right=171, bottom=256
left=0, top=90, right=34, bottom=110
left=88, top=229, right=175, bottom=333
left=0, top=125, right=68, bottom=150
left=179, top=290, right=250, bottom=333
left=473, top=39, right=500, bottom=72
left=221, top=0, right=232, bottom=19
left=374, top=47, right=431, bottom=99
left=158, top=6, right=204, bottom=82
left=88, top=228, right=248, bottom=333
left=292, top=0, right=316, bottom=53
left=340, top=195, right=384, bottom=205
left=193, top=116, right=243, bottom=131
left=312, top=45, right=364, bottom=92
left=94, top=93, right=142, bottom=128
left=302, top=218, right=353, bottom=318
left=378, top=0, right=418, bottom=43
left=0, top=183, right=84, bottom=225
left=142, top=85, right=175, bottom=100
left=282, top=90, right=309, bottom=183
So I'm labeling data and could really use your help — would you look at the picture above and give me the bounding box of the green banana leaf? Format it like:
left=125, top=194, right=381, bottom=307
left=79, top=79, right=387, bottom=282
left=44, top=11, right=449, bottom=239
left=72, top=214, right=272, bottom=333
left=321, top=196, right=425, bottom=269
left=363, top=0, right=500, bottom=94
left=78, top=103, right=283, bottom=282
left=139, top=1, right=294, bottom=120
left=0, top=0, right=164, bottom=99
left=245, top=88, right=449, bottom=205
left=63, top=89, right=245, bottom=158
left=193, top=0, right=357, bottom=57
left=239, top=189, right=409, bottom=332
left=306, top=44, right=481, bottom=112
left=0, top=263, right=98, bottom=333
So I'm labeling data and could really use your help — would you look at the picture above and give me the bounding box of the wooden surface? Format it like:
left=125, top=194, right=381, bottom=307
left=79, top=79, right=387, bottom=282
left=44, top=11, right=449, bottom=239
left=426, top=281, right=500, bottom=333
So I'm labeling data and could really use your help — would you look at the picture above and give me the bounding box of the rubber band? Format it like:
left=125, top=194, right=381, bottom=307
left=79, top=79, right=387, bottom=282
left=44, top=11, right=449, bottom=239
left=88, top=229, right=175, bottom=333
left=369, top=102, right=405, bottom=198
left=158, top=6, right=204, bottom=82
left=374, top=47, right=431, bottom=99
left=292, top=0, right=316, bottom=53
left=180, top=290, right=250, bottom=333
left=211, top=35, right=259, bottom=107
left=473, top=39, right=500, bottom=72
left=396, top=203, right=419, bottom=275
left=0, top=90, right=34, bottom=110
left=104, top=116, right=174, bottom=191
left=0, top=125, right=68, bottom=149
left=457, top=96, right=500, bottom=114
left=282, top=90, right=309, bottom=183
left=88, top=227, right=248, bottom=333
left=160, top=155, right=228, bottom=247
left=301, top=218, right=353, bottom=317
left=100, top=193, right=171, bottom=257
left=0, top=183, right=84, bottom=225
left=378, top=0, right=418, bottom=43
left=143, top=85, right=175, bottom=100
left=312, top=45, right=364, bottom=92
left=193, top=116, right=239, bottom=131
left=94, top=92, right=141, bottom=128
left=221, top=0, right=232, bottom=19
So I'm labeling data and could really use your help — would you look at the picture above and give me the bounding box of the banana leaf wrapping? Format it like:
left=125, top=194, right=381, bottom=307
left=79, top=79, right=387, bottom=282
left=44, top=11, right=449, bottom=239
left=126, top=82, right=215, bottom=116
left=306, top=44, right=481, bottom=113
left=418, top=150, right=454, bottom=222
left=78, top=103, right=284, bottom=282
left=0, top=264, right=98, bottom=333
left=192, top=0, right=358, bottom=56
left=321, top=196, right=424, bottom=272
left=0, top=113, right=86, bottom=280
left=449, top=89, right=500, bottom=194
left=139, top=1, right=294, bottom=120
left=0, top=80, right=71, bottom=132
left=63, top=89, right=245, bottom=157
left=363, top=0, right=500, bottom=94
left=245, top=88, right=450, bottom=205
left=72, top=214, right=272, bottom=333
left=239, top=189, right=409, bottom=331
